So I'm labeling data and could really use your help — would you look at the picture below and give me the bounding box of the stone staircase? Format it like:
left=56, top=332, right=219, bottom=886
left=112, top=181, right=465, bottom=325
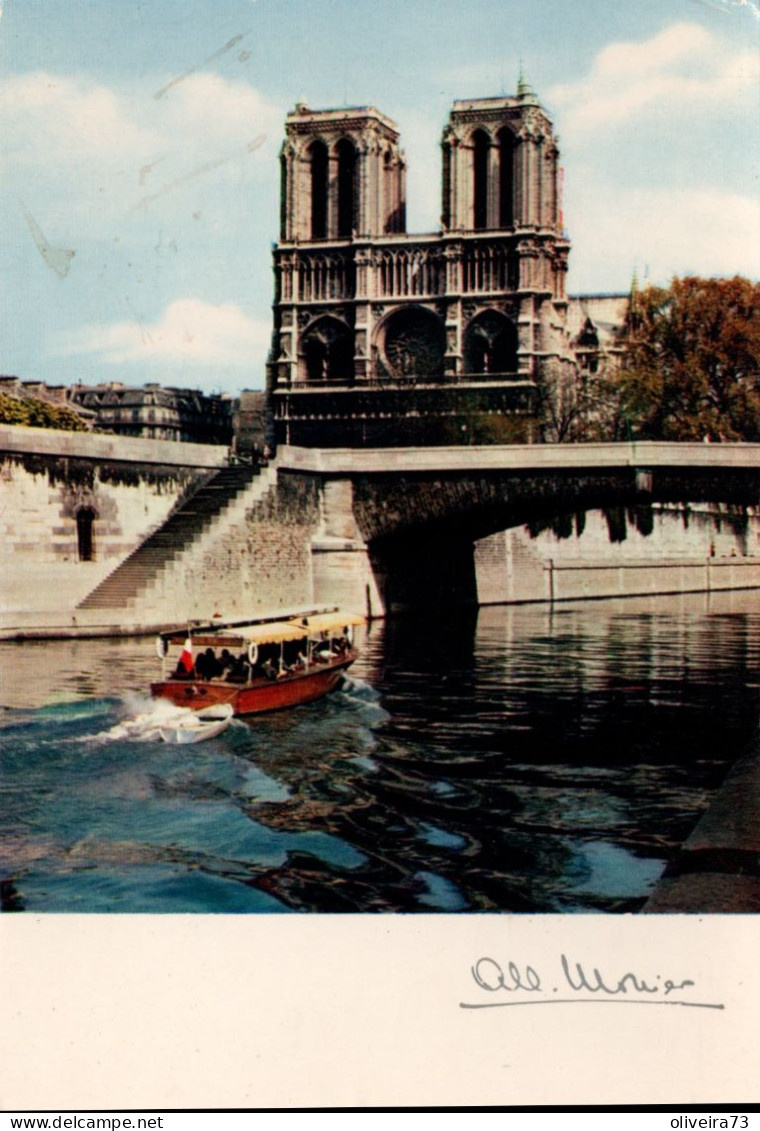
left=78, top=465, right=265, bottom=611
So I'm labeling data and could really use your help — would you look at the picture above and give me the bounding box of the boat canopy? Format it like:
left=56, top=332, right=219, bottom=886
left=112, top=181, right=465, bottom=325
left=239, top=621, right=311, bottom=645
left=299, top=612, right=366, bottom=634
left=167, top=621, right=310, bottom=649
left=162, top=609, right=364, bottom=651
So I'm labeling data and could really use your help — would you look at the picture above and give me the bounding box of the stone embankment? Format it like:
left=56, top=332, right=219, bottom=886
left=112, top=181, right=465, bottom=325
left=3, top=429, right=760, bottom=635
left=643, top=739, right=760, bottom=913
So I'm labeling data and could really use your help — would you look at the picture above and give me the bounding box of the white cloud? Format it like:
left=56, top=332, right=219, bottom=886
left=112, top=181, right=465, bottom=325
left=155, top=72, right=281, bottom=150
left=568, top=185, right=760, bottom=291
left=0, top=70, right=283, bottom=222
left=1, top=71, right=161, bottom=169
left=549, top=23, right=759, bottom=136
left=54, top=298, right=271, bottom=370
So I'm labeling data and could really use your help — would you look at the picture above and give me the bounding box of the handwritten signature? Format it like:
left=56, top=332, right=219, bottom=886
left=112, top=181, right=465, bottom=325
left=460, top=956, right=725, bottom=1010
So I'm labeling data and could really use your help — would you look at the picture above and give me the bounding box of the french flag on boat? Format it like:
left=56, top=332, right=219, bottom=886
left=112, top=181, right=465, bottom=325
left=178, top=637, right=194, bottom=674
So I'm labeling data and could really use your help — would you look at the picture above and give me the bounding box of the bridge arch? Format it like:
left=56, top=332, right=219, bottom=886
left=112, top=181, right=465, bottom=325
left=300, top=446, right=760, bottom=613
left=361, top=477, right=758, bottom=612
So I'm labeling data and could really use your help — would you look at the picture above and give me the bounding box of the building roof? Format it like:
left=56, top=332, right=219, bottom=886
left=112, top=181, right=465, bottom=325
left=567, top=294, right=629, bottom=348
left=285, top=103, right=400, bottom=139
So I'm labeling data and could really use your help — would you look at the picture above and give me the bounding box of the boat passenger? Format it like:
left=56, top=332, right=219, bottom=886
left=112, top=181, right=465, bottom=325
left=228, top=654, right=250, bottom=683
left=195, top=650, right=209, bottom=680
left=198, top=648, right=223, bottom=680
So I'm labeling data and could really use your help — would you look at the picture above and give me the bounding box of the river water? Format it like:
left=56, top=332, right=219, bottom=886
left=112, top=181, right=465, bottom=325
left=1, top=591, right=758, bottom=914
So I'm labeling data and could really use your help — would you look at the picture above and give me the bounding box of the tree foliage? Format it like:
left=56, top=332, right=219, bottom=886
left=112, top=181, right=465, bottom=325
left=617, top=276, right=760, bottom=441
left=0, top=393, right=89, bottom=432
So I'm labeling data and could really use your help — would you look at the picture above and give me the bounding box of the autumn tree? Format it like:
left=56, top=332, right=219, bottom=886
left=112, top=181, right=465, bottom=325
left=616, top=276, right=760, bottom=441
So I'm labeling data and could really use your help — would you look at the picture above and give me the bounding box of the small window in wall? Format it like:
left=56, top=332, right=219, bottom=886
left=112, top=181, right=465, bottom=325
left=76, top=506, right=96, bottom=562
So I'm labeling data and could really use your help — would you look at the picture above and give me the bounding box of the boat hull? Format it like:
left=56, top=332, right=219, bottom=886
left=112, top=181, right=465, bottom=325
left=150, top=652, right=356, bottom=717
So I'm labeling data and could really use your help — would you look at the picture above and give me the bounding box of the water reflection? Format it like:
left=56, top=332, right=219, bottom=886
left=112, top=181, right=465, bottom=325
left=0, top=590, right=758, bottom=913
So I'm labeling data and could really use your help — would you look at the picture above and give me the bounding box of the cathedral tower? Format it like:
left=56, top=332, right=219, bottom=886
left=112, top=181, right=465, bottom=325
left=441, top=78, right=562, bottom=235
left=267, top=85, right=574, bottom=447
left=279, top=103, right=406, bottom=243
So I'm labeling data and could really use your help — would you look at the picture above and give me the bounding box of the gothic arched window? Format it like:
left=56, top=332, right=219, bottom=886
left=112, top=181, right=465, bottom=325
left=473, top=130, right=490, bottom=231
left=310, top=141, right=328, bottom=239
left=336, top=138, right=356, bottom=238
left=498, top=128, right=515, bottom=228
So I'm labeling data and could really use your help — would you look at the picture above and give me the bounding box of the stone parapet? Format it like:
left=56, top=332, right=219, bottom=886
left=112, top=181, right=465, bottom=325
left=278, top=441, right=760, bottom=474
left=0, top=424, right=229, bottom=468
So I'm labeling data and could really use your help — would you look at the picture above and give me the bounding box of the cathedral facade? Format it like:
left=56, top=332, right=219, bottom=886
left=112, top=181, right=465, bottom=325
left=267, top=82, right=602, bottom=447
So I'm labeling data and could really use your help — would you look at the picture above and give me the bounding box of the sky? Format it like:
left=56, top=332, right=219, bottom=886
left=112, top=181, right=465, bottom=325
left=1, top=0, right=758, bottom=395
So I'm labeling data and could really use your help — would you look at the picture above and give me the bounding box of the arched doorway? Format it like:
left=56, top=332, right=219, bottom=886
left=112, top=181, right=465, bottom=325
left=301, top=317, right=354, bottom=382
left=464, top=310, right=518, bottom=375
left=76, top=506, right=97, bottom=562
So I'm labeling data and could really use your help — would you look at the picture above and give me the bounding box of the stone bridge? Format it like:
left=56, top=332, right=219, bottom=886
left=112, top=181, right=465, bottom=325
left=278, top=442, right=760, bottom=613
left=1, top=425, right=758, bottom=635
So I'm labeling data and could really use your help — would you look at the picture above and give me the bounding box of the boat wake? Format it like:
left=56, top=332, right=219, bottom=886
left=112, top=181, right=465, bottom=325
left=335, top=676, right=389, bottom=727
left=338, top=675, right=381, bottom=702
left=86, top=694, right=196, bottom=744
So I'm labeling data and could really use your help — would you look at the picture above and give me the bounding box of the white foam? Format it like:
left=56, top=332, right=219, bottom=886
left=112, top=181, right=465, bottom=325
left=88, top=695, right=195, bottom=743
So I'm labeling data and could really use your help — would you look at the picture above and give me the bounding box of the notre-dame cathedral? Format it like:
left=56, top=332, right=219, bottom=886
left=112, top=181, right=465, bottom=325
left=267, top=79, right=624, bottom=447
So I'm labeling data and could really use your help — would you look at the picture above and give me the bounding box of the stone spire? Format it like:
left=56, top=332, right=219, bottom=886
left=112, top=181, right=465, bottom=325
left=516, top=64, right=539, bottom=106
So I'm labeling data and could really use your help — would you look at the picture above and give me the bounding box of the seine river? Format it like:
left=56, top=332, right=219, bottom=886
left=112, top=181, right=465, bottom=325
left=1, top=590, right=758, bottom=914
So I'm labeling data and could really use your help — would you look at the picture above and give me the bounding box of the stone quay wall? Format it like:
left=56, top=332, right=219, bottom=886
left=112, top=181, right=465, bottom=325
left=474, top=505, right=760, bottom=605
left=0, top=427, right=325, bottom=637
left=0, top=426, right=227, bottom=634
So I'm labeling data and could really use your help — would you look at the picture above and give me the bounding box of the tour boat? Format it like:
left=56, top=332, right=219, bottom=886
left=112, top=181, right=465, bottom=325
left=150, top=608, right=364, bottom=718
left=158, top=703, right=234, bottom=745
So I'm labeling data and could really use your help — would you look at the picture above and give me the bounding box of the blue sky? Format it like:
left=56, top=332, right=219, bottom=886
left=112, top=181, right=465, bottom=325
left=1, top=0, right=758, bottom=394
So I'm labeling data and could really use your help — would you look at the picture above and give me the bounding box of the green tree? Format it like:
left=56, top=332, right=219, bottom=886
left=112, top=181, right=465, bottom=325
left=617, top=276, right=760, bottom=441
left=0, top=393, right=89, bottom=432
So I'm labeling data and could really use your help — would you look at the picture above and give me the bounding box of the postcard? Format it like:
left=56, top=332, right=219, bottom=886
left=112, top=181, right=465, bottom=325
left=1, top=0, right=758, bottom=1112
